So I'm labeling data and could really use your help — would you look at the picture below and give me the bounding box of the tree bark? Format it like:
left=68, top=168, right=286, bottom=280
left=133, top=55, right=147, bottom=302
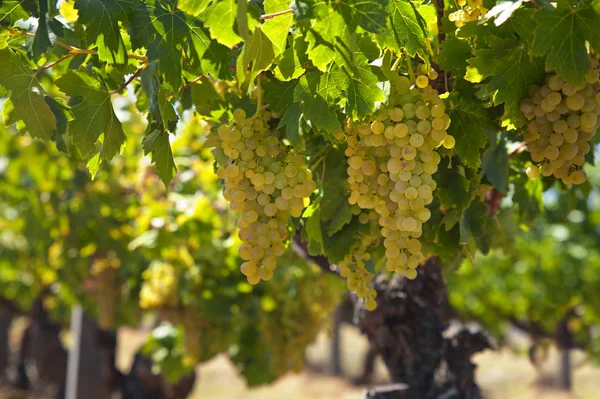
left=555, top=317, right=573, bottom=391
left=0, top=311, right=11, bottom=384
left=355, top=257, right=491, bottom=399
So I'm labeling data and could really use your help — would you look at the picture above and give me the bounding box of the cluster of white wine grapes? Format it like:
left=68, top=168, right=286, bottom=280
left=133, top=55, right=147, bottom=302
left=449, top=0, right=488, bottom=28
left=344, top=66, right=454, bottom=294
left=139, top=261, right=179, bottom=309
left=215, top=109, right=316, bottom=284
left=338, top=235, right=379, bottom=311
left=520, top=63, right=600, bottom=185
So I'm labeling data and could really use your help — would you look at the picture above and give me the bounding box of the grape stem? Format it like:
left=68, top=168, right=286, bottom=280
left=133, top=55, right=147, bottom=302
left=108, top=63, right=148, bottom=95
left=509, top=141, right=527, bottom=158
left=260, top=9, right=293, bottom=20
left=391, top=56, right=402, bottom=72
left=33, top=53, right=76, bottom=78
left=4, top=27, right=148, bottom=62
left=255, top=75, right=264, bottom=117
left=406, top=57, right=415, bottom=82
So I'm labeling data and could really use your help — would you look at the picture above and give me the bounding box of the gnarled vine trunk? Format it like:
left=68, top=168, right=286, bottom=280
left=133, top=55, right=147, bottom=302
left=355, top=258, right=490, bottom=399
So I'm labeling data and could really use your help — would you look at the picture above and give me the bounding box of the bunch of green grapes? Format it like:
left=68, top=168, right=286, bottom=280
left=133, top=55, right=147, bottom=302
left=139, top=261, right=179, bottom=309
left=449, top=0, right=488, bottom=28
left=338, top=234, right=379, bottom=310
left=215, top=109, right=316, bottom=284
left=520, top=63, right=600, bottom=185
left=258, top=265, right=343, bottom=375
left=345, top=66, right=454, bottom=284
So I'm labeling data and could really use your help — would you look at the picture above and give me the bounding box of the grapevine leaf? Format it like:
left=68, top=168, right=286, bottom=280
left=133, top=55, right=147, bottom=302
left=303, top=202, right=323, bottom=247
left=55, top=70, right=125, bottom=160
left=142, top=129, right=176, bottom=187
left=294, top=74, right=342, bottom=133
left=465, top=37, right=516, bottom=83
left=235, top=27, right=275, bottom=86
left=460, top=200, right=494, bottom=254
left=263, top=79, right=297, bottom=113
left=45, top=96, right=71, bottom=154
left=305, top=6, right=350, bottom=71
left=205, top=0, right=242, bottom=47
left=325, top=204, right=353, bottom=236
left=434, top=157, right=471, bottom=210
left=446, top=86, right=492, bottom=168
left=273, top=36, right=307, bottom=81
left=291, top=0, right=312, bottom=20
left=0, top=49, right=57, bottom=140
left=531, top=0, right=600, bottom=85
left=141, top=62, right=179, bottom=133
left=480, top=131, right=509, bottom=192
left=187, top=23, right=232, bottom=80
left=481, top=46, right=545, bottom=129
left=303, top=96, right=342, bottom=133
left=467, top=40, right=545, bottom=129
left=438, top=37, right=472, bottom=75
left=322, top=218, right=368, bottom=263
left=262, top=0, right=294, bottom=57
left=278, top=102, right=303, bottom=150
left=345, top=0, right=389, bottom=34
left=0, top=0, right=31, bottom=25
left=320, top=148, right=353, bottom=236
left=380, top=0, right=429, bottom=62
left=32, top=0, right=52, bottom=59
left=177, top=0, right=212, bottom=16
left=512, top=173, right=543, bottom=222
left=73, top=0, right=127, bottom=64
left=343, top=55, right=384, bottom=119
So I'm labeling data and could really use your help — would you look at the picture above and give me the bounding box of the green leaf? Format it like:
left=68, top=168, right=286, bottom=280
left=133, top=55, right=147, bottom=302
left=341, top=55, right=384, bottom=119
left=0, top=49, right=57, bottom=140
left=74, top=0, right=127, bottom=64
left=32, top=0, right=52, bottom=59
left=55, top=70, right=125, bottom=160
left=305, top=6, right=350, bottom=71
left=0, top=0, right=31, bottom=25
left=322, top=217, right=368, bottom=263
left=445, top=85, right=492, bottom=168
left=380, top=0, right=429, bottom=62
left=434, top=157, right=472, bottom=210
left=177, top=0, right=212, bottom=15
left=347, top=0, right=389, bottom=34
left=512, top=173, right=543, bottom=222
left=141, top=62, right=179, bottom=133
left=303, top=202, right=323, bottom=247
left=205, top=0, right=242, bottom=47
left=319, top=148, right=353, bottom=235
left=235, top=27, right=275, bottom=86
left=531, top=0, right=600, bottom=85
left=274, top=36, right=307, bottom=81
left=293, top=72, right=343, bottom=133
left=263, top=79, right=297, bottom=113
left=438, top=37, right=472, bottom=75
left=278, top=102, right=303, bottom=150
left=480, top=131, right=509, bottom=192
left=142, top=129, right=177, bottom=187
left=262, top=0, right=294, bottom=57
left=187, top=23, right=232, bottom=79
left=467, top=40, right=545, bottom=129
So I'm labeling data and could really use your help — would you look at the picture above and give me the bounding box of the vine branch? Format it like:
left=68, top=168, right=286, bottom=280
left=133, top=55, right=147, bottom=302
left=33, top=52, right=76, bottom=78
left=5, top=27, right=147, bottom=62
left=259, top=9, right=293, bottom=20
left=109, top=63, right=147, bottom=95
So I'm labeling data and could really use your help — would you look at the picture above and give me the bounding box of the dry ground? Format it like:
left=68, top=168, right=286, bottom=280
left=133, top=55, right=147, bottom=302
left=116, top=325, right=600, bottom=399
